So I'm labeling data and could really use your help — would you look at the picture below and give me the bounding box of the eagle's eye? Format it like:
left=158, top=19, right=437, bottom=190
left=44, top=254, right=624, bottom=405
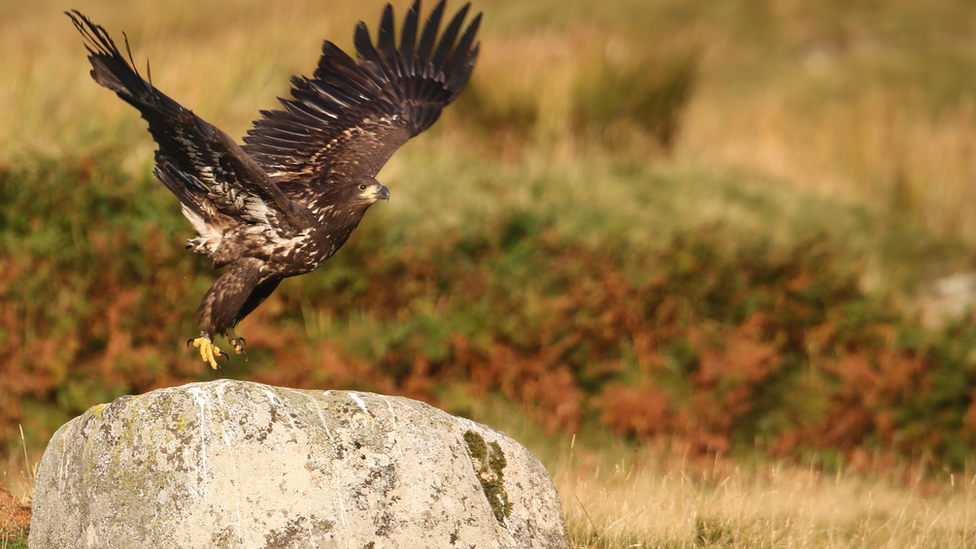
left=359, top=184, right=367, bottom=191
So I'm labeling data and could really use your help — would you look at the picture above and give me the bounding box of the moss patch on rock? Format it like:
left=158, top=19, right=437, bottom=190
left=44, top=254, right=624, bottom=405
left=464, top=430, right=512, bottom=523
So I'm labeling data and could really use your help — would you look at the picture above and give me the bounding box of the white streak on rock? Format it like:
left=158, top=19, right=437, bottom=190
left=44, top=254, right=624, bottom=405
left=348, top=392, right=368, bottom=414
left=385, top=398, right=404, bottom=460
left=222, top=428, right=244, bottom=545
left=187, top=387, right=209, bottom=498
left=263, top=389, right=281, bottom=407
left=303, top=393, right=338, bottom=457
left=337, top=482, right=349, bottom=549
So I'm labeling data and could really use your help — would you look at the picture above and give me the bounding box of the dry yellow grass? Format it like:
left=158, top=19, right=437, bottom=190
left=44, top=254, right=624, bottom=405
left=673, top=0, right=976, bottom=241
left=684, top=84, right=976, bottom=240
left=454, top=390, right=976, bottom=549
left=556, top=443, right=976, bottom=548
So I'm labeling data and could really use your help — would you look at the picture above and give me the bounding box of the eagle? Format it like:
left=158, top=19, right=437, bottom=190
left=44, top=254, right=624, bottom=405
left=67, top=2, right=480, bottom=370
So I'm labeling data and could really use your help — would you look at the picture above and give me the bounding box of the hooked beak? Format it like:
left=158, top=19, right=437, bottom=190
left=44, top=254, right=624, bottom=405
left=363, top=183, right=390, bottom=202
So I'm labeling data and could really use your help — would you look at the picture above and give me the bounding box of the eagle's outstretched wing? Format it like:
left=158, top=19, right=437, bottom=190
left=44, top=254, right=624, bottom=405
left=66, top=10, right=313, bottom=235
left=242, top=0, right=480, bottom=195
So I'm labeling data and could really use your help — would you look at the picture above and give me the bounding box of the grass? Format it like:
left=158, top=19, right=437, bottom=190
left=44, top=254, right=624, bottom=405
left=4, top=0, right=976, bottom=547
left=559, top=454, right=976, bottom=548
left=470, top=397, right=976, bottom=548
left=0, top=428, right=32, bottom=549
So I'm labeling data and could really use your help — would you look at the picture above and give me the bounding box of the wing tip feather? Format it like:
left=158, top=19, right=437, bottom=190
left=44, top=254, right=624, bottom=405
left=244, top=1, right=481, bottom=181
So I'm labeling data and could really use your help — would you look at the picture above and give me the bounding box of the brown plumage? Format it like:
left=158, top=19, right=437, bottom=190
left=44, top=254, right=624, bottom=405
left=67, top=2, right=480, bottom=370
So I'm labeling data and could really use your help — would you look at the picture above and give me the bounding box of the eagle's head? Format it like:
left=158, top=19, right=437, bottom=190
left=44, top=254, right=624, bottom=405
left=337, top=175, right=390, bottom=209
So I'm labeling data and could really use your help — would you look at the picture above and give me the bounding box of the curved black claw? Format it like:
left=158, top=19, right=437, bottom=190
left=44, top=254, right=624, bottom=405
left=218, top=349, right=229, bottom=361
left=186, top=337, right=195, bottom=348
left=230, top=337, right=248, bottom=361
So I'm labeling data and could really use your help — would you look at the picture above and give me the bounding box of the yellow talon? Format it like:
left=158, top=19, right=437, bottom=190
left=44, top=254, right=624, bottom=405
left=191, top=336, right=226, bottom=370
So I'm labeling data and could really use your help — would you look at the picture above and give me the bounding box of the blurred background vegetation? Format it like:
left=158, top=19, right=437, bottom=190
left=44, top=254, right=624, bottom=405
left=4, top=0, right=976, bottom=545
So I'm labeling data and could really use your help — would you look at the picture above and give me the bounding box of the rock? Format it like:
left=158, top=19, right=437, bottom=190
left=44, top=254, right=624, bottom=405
left=918, top=272, right=976, bottom=330
left=29, top=380, right=569, bottom=548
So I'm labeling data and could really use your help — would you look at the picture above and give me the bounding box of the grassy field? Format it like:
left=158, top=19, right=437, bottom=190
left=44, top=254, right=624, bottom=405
left=465, top=397, right=976, bottom=548
left=3, top=0, right=976, bottom=546
left=556, top=443, right=976, bottom=548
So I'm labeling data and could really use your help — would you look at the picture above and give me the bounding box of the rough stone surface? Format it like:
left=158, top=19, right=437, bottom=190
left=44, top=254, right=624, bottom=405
left=29, top=380, right=569, bottom=548
left=918, top=271, right=976, bottom=330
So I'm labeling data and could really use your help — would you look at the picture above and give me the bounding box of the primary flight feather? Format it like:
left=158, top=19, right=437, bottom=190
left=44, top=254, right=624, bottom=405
left=67, top=2, right=480, bottom=370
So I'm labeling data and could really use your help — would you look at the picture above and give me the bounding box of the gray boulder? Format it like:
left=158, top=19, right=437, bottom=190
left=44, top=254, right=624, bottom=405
left=29, top=380, right=569, bottom=548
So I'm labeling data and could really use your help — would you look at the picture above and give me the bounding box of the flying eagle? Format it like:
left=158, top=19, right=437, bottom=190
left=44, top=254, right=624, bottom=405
left=67, top=2, right=480, bottom=370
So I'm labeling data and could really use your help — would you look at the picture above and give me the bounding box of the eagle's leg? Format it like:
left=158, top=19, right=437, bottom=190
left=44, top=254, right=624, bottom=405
left=192, top=259, right=280, bottom=369
left=188, top=332, right=228, bottom=370
left=222, top=277, right=280, bottom=363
